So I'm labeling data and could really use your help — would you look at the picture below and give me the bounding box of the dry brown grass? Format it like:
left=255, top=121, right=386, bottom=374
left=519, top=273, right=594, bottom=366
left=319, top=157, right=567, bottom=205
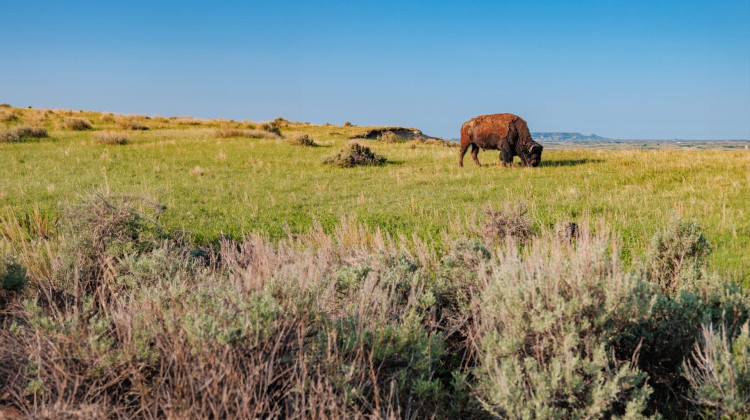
left=215, top=128, right=280, bottom=139
left=116, top=118, right=148, bottom=130
left=481, top=202, right=534, bottom=244
left=0, top=109, right=18, bottom=122
left=94, top=131, right=130, bottom=145
left=63, top=117, right=92, bottom=130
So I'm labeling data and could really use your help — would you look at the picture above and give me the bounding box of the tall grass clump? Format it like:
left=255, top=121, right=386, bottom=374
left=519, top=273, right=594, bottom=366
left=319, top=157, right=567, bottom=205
left=0, top=126, right=48, bottom=142
left=94, top=131, right=130, bottom=145
left=323, top=142, right=387, bottom=167
left=287, top=133, right=317, bottom=146
left=63, top=117, right=92, bottom=130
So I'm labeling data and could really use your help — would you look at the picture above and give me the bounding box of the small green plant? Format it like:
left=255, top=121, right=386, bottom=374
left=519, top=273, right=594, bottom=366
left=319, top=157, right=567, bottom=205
left=1, top=257, right=28, bottom=291
left=63, top=117, right=93, bottom=130
left=323, top=142, right=386, bottom=167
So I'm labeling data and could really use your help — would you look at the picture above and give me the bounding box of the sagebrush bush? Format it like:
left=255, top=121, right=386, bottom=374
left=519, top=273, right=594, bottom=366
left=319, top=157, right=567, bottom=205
left=215, top=128, right=279, bottom=139
left=683, top=323, right=750, bottom=417
left=644, top=214, right=712, bottom=294
left=63, top=117, right=92, bottom=130
left=473, top=226, right=654, bottom=418
left=94, top=130, right=130, bottom=145
left=54, top=194, right=164, bottom=296
left=287, top=133, right=317, bottom=146
left=323, top=142, right=387, bottom=167
left=0, top=126, right=48, bottom=142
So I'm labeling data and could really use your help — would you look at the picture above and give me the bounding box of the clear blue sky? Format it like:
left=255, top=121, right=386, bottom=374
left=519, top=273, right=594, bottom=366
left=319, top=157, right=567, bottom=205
left=2, top=1, right=749, bottom=139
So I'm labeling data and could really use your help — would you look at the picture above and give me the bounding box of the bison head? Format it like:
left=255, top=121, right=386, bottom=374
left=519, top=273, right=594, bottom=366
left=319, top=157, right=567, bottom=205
left=526, top=143, right=543, bottom=167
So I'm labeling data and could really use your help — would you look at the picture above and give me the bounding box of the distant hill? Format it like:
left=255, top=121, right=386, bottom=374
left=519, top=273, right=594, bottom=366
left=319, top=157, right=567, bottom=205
left=531, top=132, right=608, bottom=142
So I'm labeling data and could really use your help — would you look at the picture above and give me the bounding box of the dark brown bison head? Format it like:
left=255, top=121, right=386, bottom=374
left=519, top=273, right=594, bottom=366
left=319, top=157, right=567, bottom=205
left=526, top=143, right=543, bottom=167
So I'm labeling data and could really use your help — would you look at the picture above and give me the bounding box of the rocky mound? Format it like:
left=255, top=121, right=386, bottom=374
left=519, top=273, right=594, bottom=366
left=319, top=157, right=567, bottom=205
left=351, top=127, right=432, bottom=141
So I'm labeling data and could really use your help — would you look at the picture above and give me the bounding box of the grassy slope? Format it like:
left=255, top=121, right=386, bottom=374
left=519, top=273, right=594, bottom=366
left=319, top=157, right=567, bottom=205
left=1, top=107, right=749, bottom=282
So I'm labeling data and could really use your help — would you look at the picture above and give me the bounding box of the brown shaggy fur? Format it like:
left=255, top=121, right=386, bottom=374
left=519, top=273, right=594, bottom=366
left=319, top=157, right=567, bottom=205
left=459, top=113, right=543, bottom=167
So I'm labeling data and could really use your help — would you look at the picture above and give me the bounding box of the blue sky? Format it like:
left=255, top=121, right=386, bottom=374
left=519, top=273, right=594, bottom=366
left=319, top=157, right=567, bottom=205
left=2, top=1, right=749, bottom=139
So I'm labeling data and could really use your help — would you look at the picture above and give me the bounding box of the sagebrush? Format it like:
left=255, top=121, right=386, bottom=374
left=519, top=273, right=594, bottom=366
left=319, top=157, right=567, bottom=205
left=0, top=194, right=747, bottom=418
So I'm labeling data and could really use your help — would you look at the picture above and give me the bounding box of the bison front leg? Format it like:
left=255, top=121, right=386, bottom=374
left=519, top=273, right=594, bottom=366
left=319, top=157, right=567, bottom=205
left=500, top=149, right=514, bottom=167
left=459, top=143, right=469, bottom=167
left=471, top=144, right=482, bottom=167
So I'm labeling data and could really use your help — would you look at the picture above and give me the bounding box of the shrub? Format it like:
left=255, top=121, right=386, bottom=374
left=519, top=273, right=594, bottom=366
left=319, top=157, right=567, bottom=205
left=323, top=142, right=387, bottom=168
left=481, top=202, right=534, bottom=245
left=287, top=133, right=317, bottom=146
left=63, top=117, right=92, bottom=130
left=95, top=131, right=130, bottom=145
left=215, top=128, right=279, bottom=139
left=100, top=112, right=115, bottom=123
left=683, top=323, right=750, bottom=417
left=116, top=118, right=148, bottom=130
left=258, top=122, right=282, bottom=136
left=344, top=121, right=352, bottom=127
left=54, top=194, right=164, bottom=296
left=0, top=126, right=48, bottom=142
left=1, top=257, right=28, bottom=292
left=473, top=228, right=654, bottom=418
left=644, top=215, right=711, bottom=294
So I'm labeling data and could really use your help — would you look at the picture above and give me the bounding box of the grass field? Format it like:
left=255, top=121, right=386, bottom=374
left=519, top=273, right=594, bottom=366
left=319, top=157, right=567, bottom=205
left=1, top=107, right=749, bottom=283
left=2, top=107, right=750, bottom=418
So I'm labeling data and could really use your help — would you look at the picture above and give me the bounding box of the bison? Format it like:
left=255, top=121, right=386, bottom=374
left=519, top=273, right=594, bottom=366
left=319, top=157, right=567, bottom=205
left=459, top=113, right=543, bottom=168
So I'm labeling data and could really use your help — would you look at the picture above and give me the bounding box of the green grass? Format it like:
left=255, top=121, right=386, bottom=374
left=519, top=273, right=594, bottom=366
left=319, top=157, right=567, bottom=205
left=1, top=108, right=749, bottom=283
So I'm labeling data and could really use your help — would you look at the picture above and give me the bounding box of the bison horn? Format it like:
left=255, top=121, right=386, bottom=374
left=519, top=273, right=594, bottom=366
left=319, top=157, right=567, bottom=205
left=528, top=145, right=535, bottom=153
